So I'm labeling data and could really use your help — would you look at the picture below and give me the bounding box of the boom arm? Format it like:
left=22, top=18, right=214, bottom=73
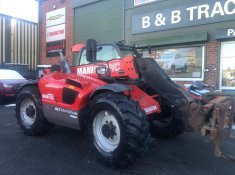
left=59, top=51, right=71, bottom=74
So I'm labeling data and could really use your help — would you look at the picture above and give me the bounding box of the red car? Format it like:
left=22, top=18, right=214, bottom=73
left=0, top=69, right=28, bottom=104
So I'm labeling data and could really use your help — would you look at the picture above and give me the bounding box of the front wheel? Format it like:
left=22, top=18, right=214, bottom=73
left=15, top=86, right=53, bottom=136
left=89, top=93, right=150, bottom=168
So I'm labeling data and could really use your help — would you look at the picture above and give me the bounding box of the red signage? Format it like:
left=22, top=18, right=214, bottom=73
left=46, top=24, right=65, bottom=42
left=46, top=40, right=66, bottom=57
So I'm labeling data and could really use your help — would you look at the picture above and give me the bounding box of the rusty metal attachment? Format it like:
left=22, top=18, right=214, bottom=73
left=187, top=96, right=235, bottom=160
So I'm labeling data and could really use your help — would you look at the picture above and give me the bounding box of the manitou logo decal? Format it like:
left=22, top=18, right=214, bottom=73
left=77, top=62, right=121, bottom=75
left=77, top=65, right=98, bottom=75
left=144, top=105, right=158, bottom=114
left=42, top=93, right=54, bottom=100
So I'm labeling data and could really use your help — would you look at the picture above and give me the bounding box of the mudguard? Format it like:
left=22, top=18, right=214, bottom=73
left=90, top=83, right=132, bottom=99
left=17, top=80, right=39, bottom=93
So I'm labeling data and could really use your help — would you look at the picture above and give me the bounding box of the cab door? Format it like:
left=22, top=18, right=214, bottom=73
left=73, top=44, right=120, bottom=76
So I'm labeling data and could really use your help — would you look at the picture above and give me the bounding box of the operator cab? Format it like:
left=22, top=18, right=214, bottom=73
left=73, top=41, right=136, bottom=66
left=79, top=45, right=120, bottom=65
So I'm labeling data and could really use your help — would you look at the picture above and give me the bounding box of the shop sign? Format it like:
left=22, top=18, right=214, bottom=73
left=46, top=24, right=65, bottom=42
left=132, top=0, right=235, bottom=34
left=134, top=0, right=156, bottom=6
left=216, top=28, right=235, bottom=40
left=46, top=40, right=66, bottom=57
left=46, top=8, right=65, bottom=27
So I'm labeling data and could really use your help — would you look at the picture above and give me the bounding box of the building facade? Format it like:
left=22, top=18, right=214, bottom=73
left=39, top=0, right=73, bottom=65
left=0, top=14, right=38, bottom=69
left=40, top=0, right=235, bottom=91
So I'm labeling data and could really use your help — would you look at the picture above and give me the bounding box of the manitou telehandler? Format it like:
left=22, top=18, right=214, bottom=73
left=15, top=39, right=235, bottom=168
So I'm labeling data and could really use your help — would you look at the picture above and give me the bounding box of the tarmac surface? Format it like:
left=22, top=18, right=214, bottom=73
left=0, top=103, right=235, bottom=175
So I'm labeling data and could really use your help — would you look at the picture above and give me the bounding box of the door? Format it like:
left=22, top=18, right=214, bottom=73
left=220, top=41, right=235, bottom=91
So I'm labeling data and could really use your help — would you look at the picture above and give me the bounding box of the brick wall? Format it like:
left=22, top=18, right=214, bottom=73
left=40, top=0, right=73, bottom=65
left=176, top=41, right=220, bottom=88
left=205, top=41, right=220, bottom=87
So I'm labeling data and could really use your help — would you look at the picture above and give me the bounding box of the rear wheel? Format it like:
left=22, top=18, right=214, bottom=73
left=89, top=93, right=150, bottom=168
left=151, top=106, right=185, bottom=138
left=151, top=117, right=185, bottom=138
left=15, top=86, right=53, bottom=136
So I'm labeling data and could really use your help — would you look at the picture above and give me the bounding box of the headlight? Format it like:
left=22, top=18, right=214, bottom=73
left=96, top=66, right=109, bottom=76
left=3, top=84, right=13, bottom=88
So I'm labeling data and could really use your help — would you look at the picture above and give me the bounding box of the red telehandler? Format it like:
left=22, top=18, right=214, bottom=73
left=15, top=39, right=235, bottom=167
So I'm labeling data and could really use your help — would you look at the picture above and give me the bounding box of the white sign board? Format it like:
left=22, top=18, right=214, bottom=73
left=132, top=0, right=235, bottom=34
left=46, top=24, right=65, bottom=42
left=46, top=7, right=65, bottom=27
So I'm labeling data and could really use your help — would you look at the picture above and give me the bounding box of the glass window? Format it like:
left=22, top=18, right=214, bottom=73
left=134, top=0, right=157, bottom=6
left=142, top=45, right=205, bottom=81
left=0, top=69, right=24, bottom=79
left=220, top=41, right=235, bottom=90
left=80, top=49, right=88, bottom=65
left=96, top=45, right=119, bottom=62
left=79, top=45, right=120, bottom=65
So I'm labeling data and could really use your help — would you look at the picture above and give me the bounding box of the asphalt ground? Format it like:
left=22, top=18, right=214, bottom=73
left=0, top=103, right=235, bottom=175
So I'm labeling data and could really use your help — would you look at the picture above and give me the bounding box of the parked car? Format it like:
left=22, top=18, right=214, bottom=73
left=0, top=69, right=28, bottom=104
left=157, top=53, right=188, bottom=74
left=0, top=63, right=36, bottom=80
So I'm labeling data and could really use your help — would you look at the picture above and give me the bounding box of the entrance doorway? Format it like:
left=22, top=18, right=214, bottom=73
left=220, top=41, right=235, bottom=91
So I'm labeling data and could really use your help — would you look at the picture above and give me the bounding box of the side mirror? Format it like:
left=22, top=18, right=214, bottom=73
left=86, top=39, right=97, bottom=62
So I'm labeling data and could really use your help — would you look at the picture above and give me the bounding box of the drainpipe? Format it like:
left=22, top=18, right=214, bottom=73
left=37, top=0, right=41, bottom=66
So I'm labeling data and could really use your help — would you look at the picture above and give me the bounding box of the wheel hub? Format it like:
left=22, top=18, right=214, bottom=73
left=20, top=98, right=37, bottom=129
left=93, top=110, right=121, bottom=152
left=26, top=105, right=35, bottom=118
left=102, top=121, right=117, bottom=139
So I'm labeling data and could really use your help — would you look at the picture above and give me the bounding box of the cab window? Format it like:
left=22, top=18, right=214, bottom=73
left=79, top=45, right=120, bottom=65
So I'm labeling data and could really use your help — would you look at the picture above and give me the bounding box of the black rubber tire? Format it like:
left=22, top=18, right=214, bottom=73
left=150, top=105, right=185, bottom=138
left=0, top=94, right=5, bottom=104
left=15, top=86, right=53, bottom=136
left=151, top=116, right=185, bottom=138
left=88, top=93, right=150, bottom=168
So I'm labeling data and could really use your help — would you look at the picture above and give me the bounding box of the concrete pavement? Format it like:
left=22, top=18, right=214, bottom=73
left=0, top=104, right=235, bottom=175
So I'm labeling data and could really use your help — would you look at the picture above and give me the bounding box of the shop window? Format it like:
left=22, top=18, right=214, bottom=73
left=134, top=0, right=157, bottom=6
left=220, top=41, right=235, bottom=91
left=142, top=45, right=205, bottom=81
left=133, top=0, right=166, bottom=6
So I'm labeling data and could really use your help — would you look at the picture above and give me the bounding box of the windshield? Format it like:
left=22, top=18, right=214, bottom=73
left=75, top=43, right=141, bottom=66
left=0, top=69, right=25, bottom=79
left=79, top=45, right=120, bottom=65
